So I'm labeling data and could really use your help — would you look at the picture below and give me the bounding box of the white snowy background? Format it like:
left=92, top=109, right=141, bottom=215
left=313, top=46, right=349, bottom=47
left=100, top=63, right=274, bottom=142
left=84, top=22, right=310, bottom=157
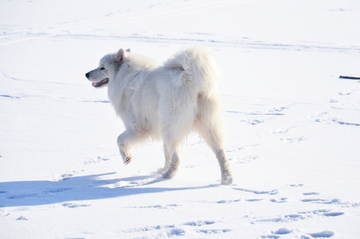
left=1, top=0, right=360, bottom=238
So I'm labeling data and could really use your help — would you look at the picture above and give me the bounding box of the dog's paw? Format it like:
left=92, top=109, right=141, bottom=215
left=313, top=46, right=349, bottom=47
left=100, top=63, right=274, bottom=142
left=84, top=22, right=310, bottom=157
left=124, top=156, right=132, bottom=165
left=162, top=169, right=176, bottom=179
left=221, top=174, right=233, bottom=185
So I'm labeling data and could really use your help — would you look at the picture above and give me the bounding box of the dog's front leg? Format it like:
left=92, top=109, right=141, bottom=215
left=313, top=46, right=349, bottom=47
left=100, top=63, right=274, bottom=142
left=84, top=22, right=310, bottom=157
left=119, top=147, right=132, bottom=165
left=117, top=134, right=132, bottom=165
left=117, top=130, right=148, bottom=165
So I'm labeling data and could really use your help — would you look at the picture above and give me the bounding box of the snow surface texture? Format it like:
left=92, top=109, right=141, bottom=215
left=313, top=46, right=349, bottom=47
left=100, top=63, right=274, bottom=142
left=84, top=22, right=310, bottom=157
left=1, top=0, right=360, bottom=238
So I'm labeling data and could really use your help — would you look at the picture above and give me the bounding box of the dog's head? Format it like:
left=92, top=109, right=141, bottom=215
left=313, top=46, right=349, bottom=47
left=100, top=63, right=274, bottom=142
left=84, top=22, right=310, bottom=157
left=85, top=48, right=130, bottom=88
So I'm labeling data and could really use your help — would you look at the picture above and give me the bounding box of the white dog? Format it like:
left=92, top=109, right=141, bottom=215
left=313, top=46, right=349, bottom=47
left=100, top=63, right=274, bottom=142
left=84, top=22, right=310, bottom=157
left=86, top=47, right=233, bottom=185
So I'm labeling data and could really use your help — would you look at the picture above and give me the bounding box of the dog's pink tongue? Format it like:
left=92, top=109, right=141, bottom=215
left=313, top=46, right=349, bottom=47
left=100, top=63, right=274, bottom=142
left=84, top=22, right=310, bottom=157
left=92, top=82, right=95, bottom=87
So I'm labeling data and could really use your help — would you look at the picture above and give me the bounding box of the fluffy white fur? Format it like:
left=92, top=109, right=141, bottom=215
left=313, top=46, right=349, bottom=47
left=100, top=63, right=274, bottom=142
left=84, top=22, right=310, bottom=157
left=86, top=47, right=233, bottom=185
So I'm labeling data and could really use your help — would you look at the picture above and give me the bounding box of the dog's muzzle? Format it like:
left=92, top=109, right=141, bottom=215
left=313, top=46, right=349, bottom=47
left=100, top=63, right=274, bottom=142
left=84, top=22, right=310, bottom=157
left=92, top=78, right=109, bottom=88
left=85, top=72, right=109, bottom=88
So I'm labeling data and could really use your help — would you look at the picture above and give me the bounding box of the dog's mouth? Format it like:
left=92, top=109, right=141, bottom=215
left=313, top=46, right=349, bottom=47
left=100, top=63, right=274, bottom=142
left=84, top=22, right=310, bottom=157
left=92, top=78, right=109, bottom=88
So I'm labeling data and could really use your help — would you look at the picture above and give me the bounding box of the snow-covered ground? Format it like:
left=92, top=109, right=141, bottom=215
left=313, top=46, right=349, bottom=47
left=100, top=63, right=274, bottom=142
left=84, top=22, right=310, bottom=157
left=1, top=0, right=360, bottom=238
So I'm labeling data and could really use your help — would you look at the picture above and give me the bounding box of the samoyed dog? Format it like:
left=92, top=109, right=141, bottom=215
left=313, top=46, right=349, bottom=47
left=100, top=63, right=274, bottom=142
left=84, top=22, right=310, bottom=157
left=85, top=47, right=233, bottom=185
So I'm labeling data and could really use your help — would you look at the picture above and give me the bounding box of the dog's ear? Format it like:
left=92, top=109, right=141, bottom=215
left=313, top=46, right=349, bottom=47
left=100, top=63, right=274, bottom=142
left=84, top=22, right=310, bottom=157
left=126, top=49, right=131, bottom=53
left=115, top=49, right=125, bottom=62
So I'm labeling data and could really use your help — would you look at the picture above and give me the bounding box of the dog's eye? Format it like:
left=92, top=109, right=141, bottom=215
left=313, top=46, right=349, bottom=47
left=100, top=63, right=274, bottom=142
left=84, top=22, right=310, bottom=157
left=100, top=67, right=105, bottom=70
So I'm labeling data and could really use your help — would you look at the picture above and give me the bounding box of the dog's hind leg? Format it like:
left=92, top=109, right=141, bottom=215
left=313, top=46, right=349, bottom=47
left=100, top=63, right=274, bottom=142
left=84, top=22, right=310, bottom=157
left=117, top=130, right=148, bottom=165
left=159, top=89, right=195, bottom=179
left=158, top=143, right=171, bottom=174
left=215, top=149, right=233, bottom=185
left=199, top=128, right=233, bottom=185
left=161, top=126, right=189, bottom=179
left=196, top=108, right=233, bottom=185
left=162, top=143, right=182, bottom=179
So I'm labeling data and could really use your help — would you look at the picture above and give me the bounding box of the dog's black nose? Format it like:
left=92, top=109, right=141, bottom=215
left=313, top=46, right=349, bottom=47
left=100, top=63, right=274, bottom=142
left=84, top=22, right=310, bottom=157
left=85, top=72, right=89, bottom=79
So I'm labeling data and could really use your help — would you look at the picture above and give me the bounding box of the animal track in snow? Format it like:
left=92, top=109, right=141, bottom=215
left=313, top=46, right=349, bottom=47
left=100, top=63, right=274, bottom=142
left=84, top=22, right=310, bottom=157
left=272, top=126, right=295, bottom=134
left=231, top=106, right=290, bottom=126
left=53, top=173, right=73, bottom=181
left=307, top=230, right=335, bottom=238
left=226, top=146, right=244, bottom=152
left=16, top=216, right=28, bottom=221
left=181, top=164, right=199, bottom=169
left=233, top=187, right=279, bottom=195
left=269, top=105, right=290, bottom=113
left=272, top=228, right=293, bottom=235
left=240, top=119, right=266, bottom=125
left=216, top=198, right=263, bottom=204
left=301, top=198, right=360, bottom=207
left=236, top=105, right=290, bottom=116
left=217, top=199, right=241, bottom=204
left=78, top=99, right=110, bottom=104
left=229, top=155, right=258, bottom=164
left=106, top=175, right=163, bottom=189
left=123, top=220, right=231, bottom=237
left=331, top=118, right=360, bottom=127
left=281, top=136, right=306, bottom=143
left=0, top=94, right=20, bottom=99
left=308, top=111, right=329, bottom=118
left=260, top=228, right=293, bottom=239
left=128, top=204, right=182, bottom=209
left=0, top=212, right=10, bottom=217
left=270, top=197, right=288, bottom=203
left=52, top=170, right=85, bottom=181
left=252, top=209, right=344, bottom=224
left=303, top=192, right=320, bottom=196
left=62, top=203, right=91, bottom=208
left=289, top=184, right=304, bottom=187
left=316, top=118, right=360, bottom=127
left=227, top=144, right=259, bottom=153
left=259, top=235, right=280, bottom=239
left=338, top=91, right=352, bottom=96
left=183, top=220, right=215, bottom=226
left=79, top=155, right=112, bottom=165
left=227, top=110, right=284, bottom=116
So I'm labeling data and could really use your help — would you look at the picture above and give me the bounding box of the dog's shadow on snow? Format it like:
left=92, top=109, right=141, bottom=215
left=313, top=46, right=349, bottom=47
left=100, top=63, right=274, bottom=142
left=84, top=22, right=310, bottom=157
left=0, top=173, right=214, bottom=207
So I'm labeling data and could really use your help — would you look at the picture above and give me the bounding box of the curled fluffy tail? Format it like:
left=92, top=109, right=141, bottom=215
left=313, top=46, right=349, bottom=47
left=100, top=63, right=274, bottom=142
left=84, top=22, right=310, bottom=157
left=164, top=47, right=222, bottom=94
